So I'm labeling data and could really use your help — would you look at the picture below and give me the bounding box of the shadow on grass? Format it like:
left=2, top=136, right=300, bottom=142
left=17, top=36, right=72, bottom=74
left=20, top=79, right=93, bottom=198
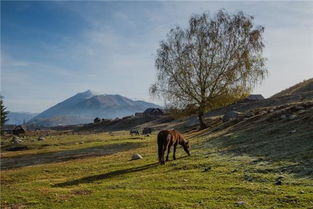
left=1, top=142, right=142, bottom=170
left=54, top=162, right=159, bottom=187
left=207, top=117, right=313, bottom=178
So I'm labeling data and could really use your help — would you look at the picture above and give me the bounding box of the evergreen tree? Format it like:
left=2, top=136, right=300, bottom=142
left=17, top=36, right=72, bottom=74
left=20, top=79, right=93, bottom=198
left=0, top=96, right=9, bottom=135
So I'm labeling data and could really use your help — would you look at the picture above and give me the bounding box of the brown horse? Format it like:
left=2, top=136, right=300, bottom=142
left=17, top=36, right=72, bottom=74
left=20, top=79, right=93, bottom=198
left=157, top=129, right=190, bottom=164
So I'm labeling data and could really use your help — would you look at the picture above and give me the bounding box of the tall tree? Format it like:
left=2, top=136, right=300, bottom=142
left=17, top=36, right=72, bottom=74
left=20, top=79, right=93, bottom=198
left=0, top=96, right=9, bottom=134
left=150, top=10, right=267, bottom=129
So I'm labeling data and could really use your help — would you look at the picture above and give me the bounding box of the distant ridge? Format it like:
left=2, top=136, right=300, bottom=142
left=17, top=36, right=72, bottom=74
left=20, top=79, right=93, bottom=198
left=271, top=78, right=313, bottom=98
left=28, top=90, right=161, bottom=127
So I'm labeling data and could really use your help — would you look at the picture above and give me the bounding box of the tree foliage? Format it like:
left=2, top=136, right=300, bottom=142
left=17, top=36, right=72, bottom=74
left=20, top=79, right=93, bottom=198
left=0, top=96, right=9, bottom=134
left=150, top=10, right=267, bottom=129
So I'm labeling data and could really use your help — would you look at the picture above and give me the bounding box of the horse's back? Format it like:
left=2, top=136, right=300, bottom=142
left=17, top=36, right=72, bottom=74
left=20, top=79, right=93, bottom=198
left=158, top=129, right=183, bottom=144
left=168, top=129, right=183, bottom=140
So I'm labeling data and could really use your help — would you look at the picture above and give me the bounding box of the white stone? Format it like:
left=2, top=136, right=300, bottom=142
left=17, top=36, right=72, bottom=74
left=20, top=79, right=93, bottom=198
left=236, top=201, right=245, bottom=206
left=11, top=136, right=23, bottom=144
left=131, top=153, right=143, bottom=160
left=38, top=136, right=45, bottom=141
left=290, top=129, right=297, bottom=134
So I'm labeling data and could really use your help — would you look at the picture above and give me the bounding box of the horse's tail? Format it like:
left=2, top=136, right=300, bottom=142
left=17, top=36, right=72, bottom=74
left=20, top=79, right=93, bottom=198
left=157, top=131, right=167, bottom=165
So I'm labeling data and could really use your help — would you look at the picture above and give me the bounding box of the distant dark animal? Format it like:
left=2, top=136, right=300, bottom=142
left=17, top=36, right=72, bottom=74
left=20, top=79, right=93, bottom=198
left=130, top=129, right=140, bottom=136
left=157, top=129, right=190, bottom=165
left=142, top=127, right=152, bottom=135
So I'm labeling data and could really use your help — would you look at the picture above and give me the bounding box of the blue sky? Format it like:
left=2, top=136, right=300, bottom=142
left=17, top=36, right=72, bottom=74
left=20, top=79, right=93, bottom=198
left=1, top=1, right=313, bottom=113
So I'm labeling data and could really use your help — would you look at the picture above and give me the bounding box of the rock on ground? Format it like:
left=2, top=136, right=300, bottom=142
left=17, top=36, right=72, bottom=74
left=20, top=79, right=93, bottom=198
left=38, top=136, right=45, bottom=141
left=288, top=114, right=297, bottom=120
left=11, top=136, right=23, bottom=144
left=131, top=154, right=143, bottom=160
left=236, top=201, right=245, bottom=206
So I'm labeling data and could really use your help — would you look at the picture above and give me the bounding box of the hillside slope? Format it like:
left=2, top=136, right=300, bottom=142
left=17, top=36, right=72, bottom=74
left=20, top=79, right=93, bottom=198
left=136, top=100, right=313, bottom=178
left=271, top=78, right=313, bottom=98
left=199, top=100, right=313, bottom=177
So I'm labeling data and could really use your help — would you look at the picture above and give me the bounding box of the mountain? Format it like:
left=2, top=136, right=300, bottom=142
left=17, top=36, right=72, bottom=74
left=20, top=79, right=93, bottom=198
left=7, top=112, right=38, bottom=125
left=28, top=90, right=161, bottom=127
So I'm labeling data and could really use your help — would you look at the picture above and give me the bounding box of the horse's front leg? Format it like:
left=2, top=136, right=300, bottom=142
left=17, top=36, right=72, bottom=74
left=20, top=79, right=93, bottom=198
left=166, top=142, right=172, bottom=161
left=173, top=144, right=177, bottom=160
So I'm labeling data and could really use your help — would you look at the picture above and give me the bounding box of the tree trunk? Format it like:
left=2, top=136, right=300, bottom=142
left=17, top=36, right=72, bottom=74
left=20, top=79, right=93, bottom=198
left=198, top=111, right=207, bottom=130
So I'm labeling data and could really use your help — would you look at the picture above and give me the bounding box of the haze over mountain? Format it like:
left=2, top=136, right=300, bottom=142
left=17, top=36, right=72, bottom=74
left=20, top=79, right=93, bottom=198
left=7, top=112, right=38, bottom=125
left=28, top=90, right=161, bottom=127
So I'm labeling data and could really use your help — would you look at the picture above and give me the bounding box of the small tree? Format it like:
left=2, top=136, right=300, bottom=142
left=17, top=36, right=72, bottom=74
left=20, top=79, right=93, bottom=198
left=0, top=96, right=9, bottom=134
left=150, top=10, right=267, bottom=129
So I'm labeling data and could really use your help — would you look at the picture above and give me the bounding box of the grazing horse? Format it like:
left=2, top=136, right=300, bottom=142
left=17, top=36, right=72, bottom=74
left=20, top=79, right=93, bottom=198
left=157, top=129, right=190, bottom=165
left=142, top=127, right=152, bottom=136
left=130, top=129, right=140, bottom=136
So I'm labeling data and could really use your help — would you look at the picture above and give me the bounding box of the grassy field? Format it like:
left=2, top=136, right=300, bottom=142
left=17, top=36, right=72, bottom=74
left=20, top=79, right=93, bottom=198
left=1, top=126, right=313, bottom=209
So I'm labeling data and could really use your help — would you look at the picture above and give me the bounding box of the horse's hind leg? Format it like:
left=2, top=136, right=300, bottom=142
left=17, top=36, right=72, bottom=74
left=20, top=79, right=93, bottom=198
left=166, top=142, right=172, bottom=161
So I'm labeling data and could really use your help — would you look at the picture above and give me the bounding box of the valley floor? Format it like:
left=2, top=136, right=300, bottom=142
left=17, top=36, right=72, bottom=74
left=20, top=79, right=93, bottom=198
left=1, top=130, right=313, bottom=209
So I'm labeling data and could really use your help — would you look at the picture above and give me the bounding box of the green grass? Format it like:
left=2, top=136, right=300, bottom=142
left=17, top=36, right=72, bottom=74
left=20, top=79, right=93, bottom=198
left=1, top=130, right=313, bottom=209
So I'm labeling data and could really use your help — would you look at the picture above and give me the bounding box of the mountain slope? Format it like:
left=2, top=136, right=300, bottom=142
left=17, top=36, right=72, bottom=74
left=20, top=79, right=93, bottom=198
left=28, top=90, right=160, bottom=126
left=30, top=90, right=96, bottom=120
